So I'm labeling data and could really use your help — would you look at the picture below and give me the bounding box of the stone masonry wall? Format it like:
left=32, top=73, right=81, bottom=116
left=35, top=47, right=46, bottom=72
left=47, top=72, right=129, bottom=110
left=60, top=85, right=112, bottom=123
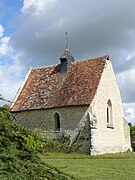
left=123, top=118, right=131, bottom=149
left=14, top=105, right=92, bottom=154
left=14, top=105, right=88, bottom=131
left=89, top=60, right=131, bottom=154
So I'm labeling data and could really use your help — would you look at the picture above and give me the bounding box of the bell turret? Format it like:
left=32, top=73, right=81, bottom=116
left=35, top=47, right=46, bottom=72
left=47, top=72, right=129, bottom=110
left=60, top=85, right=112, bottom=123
left=60, top=32, right=75, bottom=77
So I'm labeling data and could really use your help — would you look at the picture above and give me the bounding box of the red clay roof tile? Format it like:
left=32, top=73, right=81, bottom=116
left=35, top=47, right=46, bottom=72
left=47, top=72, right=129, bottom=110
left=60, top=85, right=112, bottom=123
left=10, top=55, right=107, bottom=112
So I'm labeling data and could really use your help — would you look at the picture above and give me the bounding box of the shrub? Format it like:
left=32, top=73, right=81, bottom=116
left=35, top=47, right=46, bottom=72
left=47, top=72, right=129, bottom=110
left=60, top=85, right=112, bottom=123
left=42, top=133, right=79, bottom=153
left=0, top=106, right=74, bottom=179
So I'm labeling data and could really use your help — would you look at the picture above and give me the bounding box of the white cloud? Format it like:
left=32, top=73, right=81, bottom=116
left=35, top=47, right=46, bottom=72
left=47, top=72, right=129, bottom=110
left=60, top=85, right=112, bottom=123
left=58, top=17, right=68, bottom=28
left=0, top=24, right=4, bottom=38
left=0, top=53, right=25, bottom=105
left=0, top=37, right=10, bottom=56
left=123, top=103, right=135, bottom=125
left=22, top=0, right=58, bottom=14
left=117, top=68, right=135, bottom=103
left=0, top=24, right=10, bottom=56
left=116, top=68, right=135, bottom=124
left=0, top=24, right=26, bottom=105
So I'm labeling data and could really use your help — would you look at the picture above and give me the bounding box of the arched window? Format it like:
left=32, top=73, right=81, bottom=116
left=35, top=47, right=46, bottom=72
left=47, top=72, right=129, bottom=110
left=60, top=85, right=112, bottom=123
left=107, top=100, right=113, bottom=127
left=54, top=112, right=61, bottom=131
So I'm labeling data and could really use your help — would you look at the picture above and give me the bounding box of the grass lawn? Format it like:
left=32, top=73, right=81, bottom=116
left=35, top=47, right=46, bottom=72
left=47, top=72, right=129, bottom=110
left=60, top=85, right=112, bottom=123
left=41, top=152, right=135, bottom=180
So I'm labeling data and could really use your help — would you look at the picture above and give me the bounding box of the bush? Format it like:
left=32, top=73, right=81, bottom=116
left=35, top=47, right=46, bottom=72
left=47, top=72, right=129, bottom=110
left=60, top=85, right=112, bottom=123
left=0, top=106, right=74, bottom=179
left=129, top=124, right=135, bottom=152
left=42, top=133, right=79, bottom=153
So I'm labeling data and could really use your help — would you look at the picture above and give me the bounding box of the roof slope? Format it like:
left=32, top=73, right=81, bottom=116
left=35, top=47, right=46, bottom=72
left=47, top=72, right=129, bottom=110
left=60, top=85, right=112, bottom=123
left=11, top=55, right=107, bottom=112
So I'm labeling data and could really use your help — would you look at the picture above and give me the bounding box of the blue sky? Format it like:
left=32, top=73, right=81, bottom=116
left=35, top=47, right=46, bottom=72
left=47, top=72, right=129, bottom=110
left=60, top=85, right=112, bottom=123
left=0, top=0, right=23, bottom=35
left=0, top=0, right=135, bottom=124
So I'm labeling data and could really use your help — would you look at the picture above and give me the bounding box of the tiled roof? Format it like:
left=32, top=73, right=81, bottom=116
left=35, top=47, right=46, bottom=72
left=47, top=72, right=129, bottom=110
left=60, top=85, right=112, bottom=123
left=10, top=55, right=107, bottom=112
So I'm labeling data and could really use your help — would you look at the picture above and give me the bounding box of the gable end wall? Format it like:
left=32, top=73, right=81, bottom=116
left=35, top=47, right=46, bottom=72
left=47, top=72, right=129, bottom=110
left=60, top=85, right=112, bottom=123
left=90, top=60, right=131, bottom=154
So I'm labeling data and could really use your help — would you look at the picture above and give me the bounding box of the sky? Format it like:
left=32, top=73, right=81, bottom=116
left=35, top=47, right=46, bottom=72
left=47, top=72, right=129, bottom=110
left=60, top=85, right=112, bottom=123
left=0, top=0, right=135, bottom=124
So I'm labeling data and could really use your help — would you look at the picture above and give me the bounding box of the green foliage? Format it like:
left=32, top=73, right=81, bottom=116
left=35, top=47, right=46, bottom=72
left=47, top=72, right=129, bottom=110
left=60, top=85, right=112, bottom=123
left=0, top=116, right=43, bottom=155
left=0, top=104, right=10, bottom=119
left=129, top=124, right=135, bottom=151
left=131, top=141, right=135, bottom=151
left=130, top=124, right=135, bottom=135
left=0, top=106, right=74, bottom=180
left=42, top=134, right=78, bottom=153
left=22, top=134, right=43, bottom=152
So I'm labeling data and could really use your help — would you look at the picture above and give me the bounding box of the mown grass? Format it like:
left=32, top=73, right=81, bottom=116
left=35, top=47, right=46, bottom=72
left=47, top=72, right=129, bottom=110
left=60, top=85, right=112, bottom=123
left=41, top=152, right=135, bottom=180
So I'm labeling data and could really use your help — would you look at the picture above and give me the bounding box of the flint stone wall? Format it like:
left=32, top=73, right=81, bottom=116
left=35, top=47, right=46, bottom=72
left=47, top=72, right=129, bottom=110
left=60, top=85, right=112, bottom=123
left=14, top=105, right=88, bottom=131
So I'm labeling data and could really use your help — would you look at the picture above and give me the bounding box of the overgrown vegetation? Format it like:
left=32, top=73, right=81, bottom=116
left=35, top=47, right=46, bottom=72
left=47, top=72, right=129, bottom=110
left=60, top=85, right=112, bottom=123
left=0, top=105, right=74, bottom=180
left=129, top=123, right=135, bottom=151
left=42, top=133, right=78, bottom=154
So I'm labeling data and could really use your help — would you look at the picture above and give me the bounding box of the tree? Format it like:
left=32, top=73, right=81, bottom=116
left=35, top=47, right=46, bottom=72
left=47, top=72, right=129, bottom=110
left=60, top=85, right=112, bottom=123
left=129, top=124, right=135, bottom=152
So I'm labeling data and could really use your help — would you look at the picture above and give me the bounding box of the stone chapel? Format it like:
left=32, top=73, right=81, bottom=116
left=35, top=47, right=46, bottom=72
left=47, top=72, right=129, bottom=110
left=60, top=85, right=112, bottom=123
left=10, top=42, right=131, bottom=155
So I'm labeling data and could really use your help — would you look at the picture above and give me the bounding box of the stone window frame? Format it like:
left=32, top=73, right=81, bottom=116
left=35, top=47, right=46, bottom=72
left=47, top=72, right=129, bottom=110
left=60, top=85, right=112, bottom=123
left=53, top=112, right=61, bottom=132
left=106, top=99, right=114, bottom=129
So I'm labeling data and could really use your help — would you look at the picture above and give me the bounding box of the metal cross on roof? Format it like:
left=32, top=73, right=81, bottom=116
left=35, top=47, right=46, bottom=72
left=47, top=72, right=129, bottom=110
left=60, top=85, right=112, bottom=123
left=65, top=32, right=69, bottom=50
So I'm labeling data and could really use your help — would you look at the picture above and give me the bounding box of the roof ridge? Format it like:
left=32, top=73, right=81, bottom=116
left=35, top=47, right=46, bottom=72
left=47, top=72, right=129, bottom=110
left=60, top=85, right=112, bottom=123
left=76, top=54, right=109, bottom=62
left=31, top=54, right=109, bottom=70
left=32, top=64, right=59, bottom=70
